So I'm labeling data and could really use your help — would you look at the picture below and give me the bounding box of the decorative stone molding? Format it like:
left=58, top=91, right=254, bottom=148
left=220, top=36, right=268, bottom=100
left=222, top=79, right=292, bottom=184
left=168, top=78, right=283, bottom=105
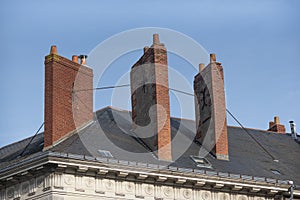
left=53, top=173, right=63, bottom=189
left=0, top=173, right=284, bottom=200
left=64, top=174, right=75, bottom=186
left=84, top=177, right=95, bottom=189
left=125, top=182, right=134, bottom=193
left=6, top=187, right=14, bottom=199
left=21, top=181, right=29, bottom=195
left=0, top=162, right=289, bottom=200
left=237, top=195, right=248, bottom=200
left=182, top=188, right=192, bottom=199
left=200, top=190, right=211, bottom=200
left=104, top=179, right=114, bottom=191
left=254, top=197, right=265, bottom=200
left=144, top=184, right=154, bottom=196
left=219, top=192, right=230, bottom=200
left=36, top=176, right=44, bottom=189
left=162, top=185, right=173, bottom=198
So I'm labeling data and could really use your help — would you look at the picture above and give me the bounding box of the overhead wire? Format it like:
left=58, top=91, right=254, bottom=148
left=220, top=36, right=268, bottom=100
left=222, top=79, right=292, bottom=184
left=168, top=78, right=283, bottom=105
left=19, top=122, right=44, bottom=157
left=16, top=84, right=276, bottom=161
left=168, top=87, right=277, bottom=161
left=66, top=83, right=278, bottom=161
left=83, top=84, right=277, bottom=160
left=75, top=84, right=194, bottom=96
left=226, top=109, right=276, bottom=161
left=74, top=84, right=130, bottom=92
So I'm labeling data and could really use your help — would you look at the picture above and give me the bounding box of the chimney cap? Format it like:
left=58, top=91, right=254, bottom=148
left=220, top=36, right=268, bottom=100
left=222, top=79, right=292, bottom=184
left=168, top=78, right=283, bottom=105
left=78, top=55, right=88, bottom=59
left=210, top=53, right=216, bottom=63
left=153, top=33, right=160, bottom=44
left=72, top=55, right=79, bottom=63
left=79, top=55, right=88, bottom=65
left=50, top=45, right=57, bottom=54
left=199, top=63, right=205, bottom=72
left=151, top=34, right=165, bottom=48
left=274, top=116, right=280, bottom=124
left=289, top=120, right=294, bottom=124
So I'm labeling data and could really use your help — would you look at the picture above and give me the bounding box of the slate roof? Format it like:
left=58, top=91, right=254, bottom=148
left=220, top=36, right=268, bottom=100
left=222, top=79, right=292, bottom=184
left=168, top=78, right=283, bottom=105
left=1, top=106, right=299, bottom=185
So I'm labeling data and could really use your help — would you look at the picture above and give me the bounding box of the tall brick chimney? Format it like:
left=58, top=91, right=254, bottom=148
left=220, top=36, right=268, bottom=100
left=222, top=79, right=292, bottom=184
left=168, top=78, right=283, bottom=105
left=130, top=34, right=172, bottom=161
left=44, top=46, right=93, bottom=148
left=194, top=54, right=229, bottom=160
left=268, top=116, right=286, bottom=133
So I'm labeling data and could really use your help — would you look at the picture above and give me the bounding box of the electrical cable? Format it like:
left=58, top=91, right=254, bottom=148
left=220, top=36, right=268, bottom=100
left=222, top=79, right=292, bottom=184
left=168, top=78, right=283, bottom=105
left=170, top=88, right=277, bottom=160
left=74, top=84, right=130, bottom=92
left=19, top=122, right=44, bottom=157
left=73, top=84, right=277, bottom=161
left=169, top=88, right=194, bottom=96
left=226, top=109, right=276, bottom=161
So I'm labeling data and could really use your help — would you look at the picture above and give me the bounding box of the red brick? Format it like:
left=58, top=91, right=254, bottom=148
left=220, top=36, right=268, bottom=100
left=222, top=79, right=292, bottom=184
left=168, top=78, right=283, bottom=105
left=194, top=55, right=229, bottom=160
left=44, top=47, right=93, bottom=148
left=130, top=35, right=172, bottom=161
left=268, top=116, right=286, bottom=133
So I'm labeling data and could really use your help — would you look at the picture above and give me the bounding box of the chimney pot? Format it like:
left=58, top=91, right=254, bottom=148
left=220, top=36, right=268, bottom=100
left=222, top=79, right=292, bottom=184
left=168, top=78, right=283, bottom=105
left=199, top=63, right=205, bottom=72
left=210, top=53, right=216, bottom=63
left=153, top=34, right=160, bottom=45
left=79, top=55, right=88, bottom=65
left=274, top=116, right=280, bottom=124
left=72, top=55, right=78, bottom=63
left=50, top=45, right=57, bottom=54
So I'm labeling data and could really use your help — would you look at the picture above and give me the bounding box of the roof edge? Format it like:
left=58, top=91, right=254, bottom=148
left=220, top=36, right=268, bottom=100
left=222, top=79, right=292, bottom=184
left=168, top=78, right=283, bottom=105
left=43, top=119, right=94, bottom=151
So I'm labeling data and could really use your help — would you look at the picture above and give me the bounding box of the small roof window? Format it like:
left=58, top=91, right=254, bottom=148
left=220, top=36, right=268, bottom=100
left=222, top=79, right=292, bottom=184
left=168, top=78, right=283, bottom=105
left=98, top=149, right=113, bottom=158
left=190, top=155, right=212, bottom=168
left=270, top=169, right=281, bottom=175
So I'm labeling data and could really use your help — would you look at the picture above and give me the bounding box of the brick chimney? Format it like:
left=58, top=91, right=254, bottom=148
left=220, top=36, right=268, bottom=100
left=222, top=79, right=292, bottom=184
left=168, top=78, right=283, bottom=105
left=130, top=34, right=172, bottom=161
left=194, top=54, right=229, bottom=160
left=268, top=116, right=286, bottom=133
left=44, top=46, right=93, bottom=148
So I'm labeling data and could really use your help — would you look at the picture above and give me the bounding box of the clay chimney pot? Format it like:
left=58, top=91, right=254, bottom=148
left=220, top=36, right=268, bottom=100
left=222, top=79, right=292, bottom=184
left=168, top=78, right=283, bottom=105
left=50, top=45, right=57, bottom=54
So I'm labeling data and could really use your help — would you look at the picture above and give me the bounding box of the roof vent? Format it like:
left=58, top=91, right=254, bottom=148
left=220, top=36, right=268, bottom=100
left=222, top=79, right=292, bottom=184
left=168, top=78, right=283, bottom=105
left=289, top=121, right=300, bottom=142
left=190, top=156, right=212, bottom=168
left=289, top=121, right=297, bottom=137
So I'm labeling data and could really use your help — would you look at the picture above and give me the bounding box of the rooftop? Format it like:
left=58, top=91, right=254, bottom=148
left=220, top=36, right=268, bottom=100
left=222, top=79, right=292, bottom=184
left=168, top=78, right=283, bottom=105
left=1, top=106, right=299, bottom=186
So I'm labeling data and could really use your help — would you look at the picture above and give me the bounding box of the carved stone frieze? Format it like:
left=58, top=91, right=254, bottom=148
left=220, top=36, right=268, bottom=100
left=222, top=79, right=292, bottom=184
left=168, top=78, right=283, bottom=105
left=0, top=171, right=280, bottom=200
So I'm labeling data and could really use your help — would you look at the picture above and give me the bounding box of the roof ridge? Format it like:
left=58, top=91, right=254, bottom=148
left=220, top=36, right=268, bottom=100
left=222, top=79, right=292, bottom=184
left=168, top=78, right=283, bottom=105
left=227, top=125, right=288, bottom=135
left=95, top=107, right=286, bottom=134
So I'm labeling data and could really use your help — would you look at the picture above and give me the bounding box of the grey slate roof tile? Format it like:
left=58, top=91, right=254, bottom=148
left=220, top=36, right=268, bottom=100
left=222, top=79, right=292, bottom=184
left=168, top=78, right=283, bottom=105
left=0, top=106, right=299, bottom=185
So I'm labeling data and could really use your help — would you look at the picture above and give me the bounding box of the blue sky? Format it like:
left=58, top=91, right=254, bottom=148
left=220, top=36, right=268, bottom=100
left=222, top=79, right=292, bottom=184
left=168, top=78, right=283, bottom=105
left=0, top=0, right=299, bottom=147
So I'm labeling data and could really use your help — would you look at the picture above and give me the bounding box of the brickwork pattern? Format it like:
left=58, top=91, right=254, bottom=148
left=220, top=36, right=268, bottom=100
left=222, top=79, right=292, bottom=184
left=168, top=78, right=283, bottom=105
left=131, top=44, right=171, bottom=161
left=268, top=124, right=286, bottom=133
left=44, top=54, right=93, bottom=148
left=194, top=62, right=229, bottom=160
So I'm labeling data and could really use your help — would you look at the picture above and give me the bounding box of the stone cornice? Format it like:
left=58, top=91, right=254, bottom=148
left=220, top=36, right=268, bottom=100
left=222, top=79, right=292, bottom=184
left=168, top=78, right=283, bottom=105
left=0, top=151, right=294, bottom=197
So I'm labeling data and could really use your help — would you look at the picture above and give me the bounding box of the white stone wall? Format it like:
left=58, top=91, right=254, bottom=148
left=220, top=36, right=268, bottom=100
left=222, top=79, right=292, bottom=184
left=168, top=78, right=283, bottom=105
left=0, top=172, right=280, bottom=200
